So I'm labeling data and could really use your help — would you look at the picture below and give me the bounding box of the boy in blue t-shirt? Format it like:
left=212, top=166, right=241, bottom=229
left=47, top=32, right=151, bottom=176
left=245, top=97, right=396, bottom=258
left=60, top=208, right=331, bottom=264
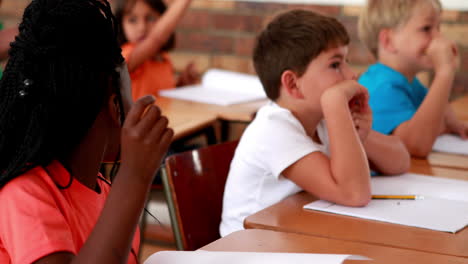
left=358, top=0, right=467, bottom=158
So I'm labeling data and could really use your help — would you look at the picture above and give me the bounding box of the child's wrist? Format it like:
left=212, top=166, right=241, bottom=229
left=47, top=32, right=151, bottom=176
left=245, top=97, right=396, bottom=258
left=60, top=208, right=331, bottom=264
left=433, top=66, right=455, bottom=84
left=435, top=64, right=456, bottom=77
left=321, top=89, right=347, bottom=107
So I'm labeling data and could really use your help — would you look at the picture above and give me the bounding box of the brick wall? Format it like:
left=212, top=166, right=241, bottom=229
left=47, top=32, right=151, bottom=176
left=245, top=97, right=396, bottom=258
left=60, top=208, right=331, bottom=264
left=2, top=0, right=468, bottom=98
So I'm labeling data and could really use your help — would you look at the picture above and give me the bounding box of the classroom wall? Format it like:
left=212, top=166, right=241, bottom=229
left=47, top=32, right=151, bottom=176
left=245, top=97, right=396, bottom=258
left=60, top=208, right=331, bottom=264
left=2, top=0, right=468, bottom=98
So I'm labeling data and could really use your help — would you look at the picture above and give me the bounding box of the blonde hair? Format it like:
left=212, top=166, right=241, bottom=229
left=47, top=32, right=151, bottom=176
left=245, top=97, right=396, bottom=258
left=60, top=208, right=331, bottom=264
left=358, top=0, right=441, bottom=59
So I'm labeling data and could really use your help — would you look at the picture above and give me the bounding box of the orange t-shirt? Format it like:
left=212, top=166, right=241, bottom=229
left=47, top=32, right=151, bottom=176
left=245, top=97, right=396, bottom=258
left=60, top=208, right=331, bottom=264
left=0, top=161, right=140, bottom=264
left=122, top=43, right=176, bottom=100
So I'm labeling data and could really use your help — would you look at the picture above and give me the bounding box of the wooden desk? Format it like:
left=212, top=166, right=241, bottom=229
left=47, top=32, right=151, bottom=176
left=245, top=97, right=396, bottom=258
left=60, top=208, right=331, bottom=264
left=411, top=158, right=468, bottom=180
left=244, top=169, right=468, bottom=257
left=158, top=96, right=267, bottom=141
left=202, top=229, right=468, bottom=264
left=426, top=152, right=468, bottom=171
left=158, top=96, right=267, bottom=123
left=156, top=98, right=218, bottom=142
left=244, top=191, right=468, bottom=257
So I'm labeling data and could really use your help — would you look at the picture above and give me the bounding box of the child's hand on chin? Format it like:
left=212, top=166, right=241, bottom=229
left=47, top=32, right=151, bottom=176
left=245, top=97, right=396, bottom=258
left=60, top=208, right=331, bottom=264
left=427, top=35, right=459, bottom=72
left=349, top=92, right=372, bottom=143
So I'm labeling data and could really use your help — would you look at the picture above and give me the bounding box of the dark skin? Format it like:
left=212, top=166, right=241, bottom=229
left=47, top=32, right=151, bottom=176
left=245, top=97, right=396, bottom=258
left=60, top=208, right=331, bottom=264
left=34, top=65, right=173, bottom=264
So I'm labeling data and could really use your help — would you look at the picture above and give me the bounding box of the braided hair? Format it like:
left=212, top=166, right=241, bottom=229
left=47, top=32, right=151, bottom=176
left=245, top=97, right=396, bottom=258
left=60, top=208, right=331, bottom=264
left=115, top=0, right=176, bottom=51
left=0, top=0, right=124, bottom=187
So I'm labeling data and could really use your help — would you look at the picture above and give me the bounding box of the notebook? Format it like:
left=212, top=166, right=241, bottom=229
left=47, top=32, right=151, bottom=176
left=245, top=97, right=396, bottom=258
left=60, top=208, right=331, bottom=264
left=433, top=134, right=468, bottom=155
left=304, top=173, right=468, bottom=233
left=144, top=251, right=370, bottom=264
left=159, top=69, right=266, bottom=106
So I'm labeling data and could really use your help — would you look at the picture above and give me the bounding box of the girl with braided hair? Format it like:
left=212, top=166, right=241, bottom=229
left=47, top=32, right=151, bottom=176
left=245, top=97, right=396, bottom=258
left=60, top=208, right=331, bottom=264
left=0, top=0, right=173, bottom=263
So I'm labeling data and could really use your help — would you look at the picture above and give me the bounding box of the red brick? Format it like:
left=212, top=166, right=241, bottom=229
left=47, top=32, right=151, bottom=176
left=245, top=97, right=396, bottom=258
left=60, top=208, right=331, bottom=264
left=338, top=17, right=359, bottom=39
left=459, top=11, right=468, bottom=22
left=348, top=41, right=375, bottom=65
left=176, top=32, right=234, bottom=53
left=234, top=36, right=256, bottom=57
left=211, top=13, right=263, bottom=33
left=286, top=4, right=341, bottom=16
left=211, top=55, right=254, bottom=74
left=235, top=2, right=288, bottom=15
left=178, top=10, right=212, bottom=31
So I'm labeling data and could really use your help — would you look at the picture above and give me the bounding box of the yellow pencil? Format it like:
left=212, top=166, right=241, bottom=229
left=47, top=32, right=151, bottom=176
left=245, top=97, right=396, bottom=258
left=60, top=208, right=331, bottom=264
left=372, top=195, right=424, bottom=200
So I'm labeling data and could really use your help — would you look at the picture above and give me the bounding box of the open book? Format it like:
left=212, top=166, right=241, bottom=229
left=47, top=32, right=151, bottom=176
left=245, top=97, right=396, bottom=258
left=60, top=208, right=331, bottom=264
left=159, top=69, right=267, bottom=106
left=304, top=173, right=468, bottom=233
left=144, top=251, right=369, bottom=264
left=433, top=134, right=468, bottom=155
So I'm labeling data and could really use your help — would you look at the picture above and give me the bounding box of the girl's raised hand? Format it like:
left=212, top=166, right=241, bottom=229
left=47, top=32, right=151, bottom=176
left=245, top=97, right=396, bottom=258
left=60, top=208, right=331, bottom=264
left=119, top=95, right=173, bottom=184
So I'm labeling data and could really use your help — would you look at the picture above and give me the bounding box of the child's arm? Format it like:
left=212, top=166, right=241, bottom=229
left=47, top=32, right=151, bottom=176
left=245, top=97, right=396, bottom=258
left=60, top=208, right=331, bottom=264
left=176, top=61, right=200, bottom=86
left=351, top=100, right=410, bottom=175
left=393, top=36, right=458, bottom=157
left=363, top=131, right=410, bottom=175
left=126, top=0, right=193, bottom=73
left=35, top=96, right=173, bottom=264
left=443, top=106, right=468, bottom=138
left=283, top=80, right=371, bottom=207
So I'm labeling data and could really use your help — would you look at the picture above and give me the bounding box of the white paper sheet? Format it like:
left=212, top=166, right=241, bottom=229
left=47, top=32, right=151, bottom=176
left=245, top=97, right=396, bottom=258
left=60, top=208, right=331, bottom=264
left=159, top=69, right=267, bottom=105
left=304, top=173, right=468, bottom=233
left=433, top=134, right=468, bottom=155
left=144, top=251, right=370, bottom=264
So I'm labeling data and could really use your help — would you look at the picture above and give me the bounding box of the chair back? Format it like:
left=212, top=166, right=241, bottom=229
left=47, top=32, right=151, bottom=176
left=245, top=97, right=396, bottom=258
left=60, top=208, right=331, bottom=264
left=163, top=141, right=238, bottom=250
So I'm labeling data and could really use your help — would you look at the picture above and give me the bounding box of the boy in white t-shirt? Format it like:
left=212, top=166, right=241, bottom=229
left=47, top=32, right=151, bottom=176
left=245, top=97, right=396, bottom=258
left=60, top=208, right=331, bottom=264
left=219, top=10, right=411, bottom=237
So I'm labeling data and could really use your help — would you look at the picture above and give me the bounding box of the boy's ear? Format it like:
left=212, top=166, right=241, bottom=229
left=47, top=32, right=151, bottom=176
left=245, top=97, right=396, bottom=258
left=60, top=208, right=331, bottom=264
left=281, top=70, right=304, bottom=99
left=379, top=28, right=397, bottom=53
left=107, top=94, right=122, bottom=127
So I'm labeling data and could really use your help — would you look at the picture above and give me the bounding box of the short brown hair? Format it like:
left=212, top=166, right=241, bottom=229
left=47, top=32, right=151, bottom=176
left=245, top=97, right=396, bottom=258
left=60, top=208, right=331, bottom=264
left=358, top=0, right=441, bottom=59
left=253, top=10, right=350, bottom=101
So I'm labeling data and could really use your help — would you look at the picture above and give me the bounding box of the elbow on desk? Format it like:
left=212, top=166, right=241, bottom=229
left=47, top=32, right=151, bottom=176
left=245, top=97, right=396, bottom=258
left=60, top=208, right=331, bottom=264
left=382, top=149, right=411, bottom=175
left=406, top=143, right=432, bottom=159
left=332, top=189, right=371, bottom=207
left=344, top=192, right=371, bottom=207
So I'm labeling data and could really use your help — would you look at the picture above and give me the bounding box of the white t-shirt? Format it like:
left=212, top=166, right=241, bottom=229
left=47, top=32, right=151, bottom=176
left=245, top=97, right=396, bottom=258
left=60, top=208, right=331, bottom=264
left=219, top=102, right=330, bottom=237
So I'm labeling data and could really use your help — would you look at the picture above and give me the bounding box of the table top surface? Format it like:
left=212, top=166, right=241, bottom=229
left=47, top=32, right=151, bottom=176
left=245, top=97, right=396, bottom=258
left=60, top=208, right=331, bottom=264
left=244, top=167, right=468, bottom=257
left=202, top=229, right=468, bottom=264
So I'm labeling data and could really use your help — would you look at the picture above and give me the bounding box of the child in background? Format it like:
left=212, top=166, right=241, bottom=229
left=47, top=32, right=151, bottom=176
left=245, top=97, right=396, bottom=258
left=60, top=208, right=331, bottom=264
left=116, top=0, right=197, bottom=100
left=220, top=10, right=410, bottom=237
left=0, top=0, right=19, bottom=79
left=358, top=0, right=467, bottom=158
left=0, top=0, right=173, bottom=263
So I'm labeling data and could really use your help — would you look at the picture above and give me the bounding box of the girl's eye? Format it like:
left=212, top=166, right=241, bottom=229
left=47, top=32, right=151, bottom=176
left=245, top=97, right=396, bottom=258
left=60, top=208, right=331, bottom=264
left=421, top=25, right=432, bottom=32
left=127, top=16, right=137, bottom=24
left=330, top=62, right=341, bottom=69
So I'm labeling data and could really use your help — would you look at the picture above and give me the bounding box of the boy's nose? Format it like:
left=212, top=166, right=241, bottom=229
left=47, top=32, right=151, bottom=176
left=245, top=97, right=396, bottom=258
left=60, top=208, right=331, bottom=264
left=432, top=27, right=441, bottom=38
left=343, top=66, right=357, bottom=80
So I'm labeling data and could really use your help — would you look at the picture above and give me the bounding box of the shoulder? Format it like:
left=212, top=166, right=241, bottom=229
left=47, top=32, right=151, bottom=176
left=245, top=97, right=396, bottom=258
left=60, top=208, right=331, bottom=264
left=0, top=166, right=53, bottom=201
left=121, top=43, right=135, bottom=60
left=239, top=102, right=304, bottom=143
left=359, top=63, right=408, bottom=90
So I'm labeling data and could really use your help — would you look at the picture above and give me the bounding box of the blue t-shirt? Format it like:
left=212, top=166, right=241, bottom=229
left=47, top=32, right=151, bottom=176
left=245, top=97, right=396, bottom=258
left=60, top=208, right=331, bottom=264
left=358, top=63, right=428, bottom=135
